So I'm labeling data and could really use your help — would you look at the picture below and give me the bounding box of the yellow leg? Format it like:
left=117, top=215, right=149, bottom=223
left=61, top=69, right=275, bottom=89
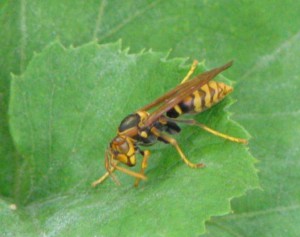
left=92, top=164, right=147, bottom=187
left=115, top=165, right=147, bottom=180
left=134, top=150, right=151, bottom=187
left=92, top=171, right=114, bottom=187
left=92, top=152, right=121, bottom=187
left=92, top=166, right=119, bottom=187
left=151, top=127, right=204, bottom=168
left=181, top=60, right=199, bottom=84
left=170, top=118, right=248, bottom=144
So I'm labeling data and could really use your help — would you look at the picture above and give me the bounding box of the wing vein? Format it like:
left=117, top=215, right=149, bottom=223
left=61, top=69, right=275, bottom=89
left=140, top=61, right=233, bottom=127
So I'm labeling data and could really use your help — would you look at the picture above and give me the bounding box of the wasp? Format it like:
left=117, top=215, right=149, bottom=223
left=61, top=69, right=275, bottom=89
left=92, top=60, right=247, bottom=187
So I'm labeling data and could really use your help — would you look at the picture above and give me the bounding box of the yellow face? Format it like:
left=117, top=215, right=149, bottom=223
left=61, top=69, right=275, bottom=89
left=110, top=135, right=137, bottom=167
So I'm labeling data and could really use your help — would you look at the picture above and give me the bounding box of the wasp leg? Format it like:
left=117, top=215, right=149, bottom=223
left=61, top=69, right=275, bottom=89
left=92, top=167, right=118, bottom=187
left=134, top=150, right=151, bottom=187
left=92, top=152, right=121, bottom=187
left=151, top=127, right=204, bottom=168
left=169, top=118, right=248, bottom=144
left=92, top=164, right=147, bottom=187
left=181, top=60, right=199, bottom=84
left=92, top=159, right=121, bottom=187
left=114, top=165, right=147, bottom=181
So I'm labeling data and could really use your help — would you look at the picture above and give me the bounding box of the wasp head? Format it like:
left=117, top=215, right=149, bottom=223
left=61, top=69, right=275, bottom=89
left=108, top=135, right=137, bottom=168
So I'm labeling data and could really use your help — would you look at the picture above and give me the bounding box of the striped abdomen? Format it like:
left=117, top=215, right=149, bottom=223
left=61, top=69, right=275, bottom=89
left=166, top=80, right=233, bottom=118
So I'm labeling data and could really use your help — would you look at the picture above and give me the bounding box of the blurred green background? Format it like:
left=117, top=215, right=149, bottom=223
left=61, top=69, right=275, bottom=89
left=1, top=1, right=299, bottom=236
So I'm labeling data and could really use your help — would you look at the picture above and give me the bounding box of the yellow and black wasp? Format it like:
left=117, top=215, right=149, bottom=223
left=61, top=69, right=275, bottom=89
left=92, top=60, right=247, bottom=187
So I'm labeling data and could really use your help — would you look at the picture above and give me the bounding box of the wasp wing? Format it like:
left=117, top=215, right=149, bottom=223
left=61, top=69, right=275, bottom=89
left=141, top=61, right=233, bottom=128
left=138, top=74, right=198, bottom=112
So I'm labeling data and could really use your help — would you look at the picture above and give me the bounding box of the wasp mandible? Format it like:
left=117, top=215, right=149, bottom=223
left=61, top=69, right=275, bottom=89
left=92, top=60, right=247, bottom=187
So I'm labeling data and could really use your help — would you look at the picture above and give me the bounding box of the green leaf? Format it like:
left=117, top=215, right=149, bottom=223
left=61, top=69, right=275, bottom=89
left=6, top=41, right=257, bottom=236
left=0, top=198, right=37, bottom=236
left=203, top=30, right=300, bottom=237
left=2, top=0, right=298, bottom=236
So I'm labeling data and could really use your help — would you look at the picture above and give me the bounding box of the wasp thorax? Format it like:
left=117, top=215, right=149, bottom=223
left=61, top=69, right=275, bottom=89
left=118, top=114, right=140, bottom=132
left=136, top=111, right=149, bottom=126
left=118, top=111, right=150, bottom=133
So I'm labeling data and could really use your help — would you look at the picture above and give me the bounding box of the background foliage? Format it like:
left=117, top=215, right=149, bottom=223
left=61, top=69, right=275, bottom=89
left=0, top=0, right=299, bottom=236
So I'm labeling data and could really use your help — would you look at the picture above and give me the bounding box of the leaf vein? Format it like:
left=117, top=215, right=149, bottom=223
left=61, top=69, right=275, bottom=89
left=48, top=83, right=56, bottom=163
left=223, top=204, right=300, bottom=220
left=20, top=90, right=36, bottom=204
left=210, top=221, right=245, bottom=237
left=98, top=0, right=163, bottom=42
left=236, top=110, right=300, bottom=119
left=20, top=0, right=27, bottom=71
left=93, top=0, right=107, bottom=40
left=241, top=30, right=300, bottom=80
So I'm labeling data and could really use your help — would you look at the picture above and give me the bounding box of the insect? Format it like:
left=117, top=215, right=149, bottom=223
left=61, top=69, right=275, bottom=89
left=92, top=60, right=247, bottom=187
